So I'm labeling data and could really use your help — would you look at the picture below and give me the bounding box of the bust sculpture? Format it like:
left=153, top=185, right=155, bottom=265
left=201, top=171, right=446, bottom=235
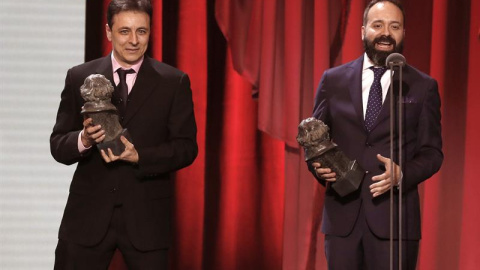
left=297, top=117, right=364, bottom=197
left=80, top=74, right=132, bottom=156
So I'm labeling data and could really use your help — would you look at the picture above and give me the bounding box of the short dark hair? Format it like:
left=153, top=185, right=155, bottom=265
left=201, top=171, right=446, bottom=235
left=107, top=0, right=152, bottom=28
left=363, top=0, right=405, bottom=26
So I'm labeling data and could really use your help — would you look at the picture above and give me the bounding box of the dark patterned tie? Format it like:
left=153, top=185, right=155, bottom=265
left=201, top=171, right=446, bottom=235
left=115, top=68, right=135, bottom=117
left=364, top=66, right=388, bottom=132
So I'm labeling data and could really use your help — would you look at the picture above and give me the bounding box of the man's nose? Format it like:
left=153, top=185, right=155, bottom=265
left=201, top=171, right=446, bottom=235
left=382, top=26, right=391, bottom=37
left=129, top=33, right=139, bottom=44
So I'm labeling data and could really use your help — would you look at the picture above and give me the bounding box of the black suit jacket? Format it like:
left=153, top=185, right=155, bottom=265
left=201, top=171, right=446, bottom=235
left=50, top=55, right=198, bottom=251
left=311, top=56, right=443, bottom=240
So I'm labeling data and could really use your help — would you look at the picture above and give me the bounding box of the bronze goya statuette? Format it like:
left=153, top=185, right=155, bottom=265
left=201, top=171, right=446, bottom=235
left=297, top=117, right=364, bottom=197
left=80, top=74, right=132, bottom=156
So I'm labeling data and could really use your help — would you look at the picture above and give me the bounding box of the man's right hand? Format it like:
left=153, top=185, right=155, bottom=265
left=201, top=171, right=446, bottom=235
left=312, top=162, right=337, bottom=182
left=81, top=118, right=105, bottom=148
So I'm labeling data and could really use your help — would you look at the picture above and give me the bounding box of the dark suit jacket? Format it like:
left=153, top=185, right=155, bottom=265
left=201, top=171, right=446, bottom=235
left=50, top=55, right=198, bottom=251
left=311, top=56, right=443, bottom=240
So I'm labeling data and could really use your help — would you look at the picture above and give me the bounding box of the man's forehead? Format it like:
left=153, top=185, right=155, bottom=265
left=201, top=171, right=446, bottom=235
left=111, top=11, right=151, bottom=26
left=366, top=2, right=404, bottom=24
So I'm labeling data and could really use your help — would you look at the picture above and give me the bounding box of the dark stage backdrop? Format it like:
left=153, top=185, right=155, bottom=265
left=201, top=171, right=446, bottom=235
left=83, top=0, right=479, bottom=269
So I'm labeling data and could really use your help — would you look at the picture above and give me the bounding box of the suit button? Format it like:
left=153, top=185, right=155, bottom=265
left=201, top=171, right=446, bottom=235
left=110, top=188, right=117, bottom=193
left=366, top=171, right=369, bottom=174
left=365, top=142, right=372, bottom=147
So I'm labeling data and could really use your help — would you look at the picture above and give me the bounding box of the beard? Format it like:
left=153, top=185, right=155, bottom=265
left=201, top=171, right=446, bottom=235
left=363, top=35, right=404, bottom=67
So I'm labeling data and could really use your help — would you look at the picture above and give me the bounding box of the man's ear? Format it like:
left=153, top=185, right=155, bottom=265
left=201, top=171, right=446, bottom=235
left=361, top=26, right=365, bottom=41
left=106, top=24, right=112, bottom=41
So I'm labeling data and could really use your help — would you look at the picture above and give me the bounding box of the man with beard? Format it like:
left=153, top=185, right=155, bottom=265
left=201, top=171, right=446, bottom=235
left=308, top=0, right=443, bottom=269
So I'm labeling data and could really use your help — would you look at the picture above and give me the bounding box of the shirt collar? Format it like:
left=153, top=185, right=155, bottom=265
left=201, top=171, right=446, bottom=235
left=363, top=53, right=376, bottom=71
left=111, top=52, right=144, bottom=74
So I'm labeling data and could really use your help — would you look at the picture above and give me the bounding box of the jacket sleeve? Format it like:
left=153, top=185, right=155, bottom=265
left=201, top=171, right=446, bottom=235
left=50, top=68, right=91, bottom=165
left=402, top=79, right=443, bottom=191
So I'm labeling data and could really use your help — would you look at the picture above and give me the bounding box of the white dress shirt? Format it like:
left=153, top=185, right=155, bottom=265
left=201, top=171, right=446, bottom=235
left=361, top=53, right=393, bottom=119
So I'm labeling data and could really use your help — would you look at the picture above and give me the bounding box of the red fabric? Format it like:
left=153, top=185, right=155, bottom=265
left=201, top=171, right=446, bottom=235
left=417, top=0, right=479, bottom=269
left=459, top=2, right=480, bottom=269
left=168, top=0, right=207, bottom=269
left=81, top=0, right=480, bottom=269
left=416, top=0, right=446, bottom=268
left=150, top=0, right=162, bottom=60
left=214, top=0, right=262, bottom=88
left=216, top=0, right=315, bottom=147
left=200, top=49, right=285, bottom=270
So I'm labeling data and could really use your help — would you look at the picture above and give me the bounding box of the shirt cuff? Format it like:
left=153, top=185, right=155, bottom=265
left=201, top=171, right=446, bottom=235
left=78, top=130, right=91, bottom=153
left=396, top=171, right=403, bottom=187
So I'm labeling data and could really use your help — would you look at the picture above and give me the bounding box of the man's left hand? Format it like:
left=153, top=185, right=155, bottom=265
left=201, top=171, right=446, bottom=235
left=369, top=154, right=401, bottom=197
left=100, top=136, right=139, bottom=164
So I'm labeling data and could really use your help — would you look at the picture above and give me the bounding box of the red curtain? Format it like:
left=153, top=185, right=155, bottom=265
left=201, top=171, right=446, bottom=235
left=83, top=0, right=480, bottom=269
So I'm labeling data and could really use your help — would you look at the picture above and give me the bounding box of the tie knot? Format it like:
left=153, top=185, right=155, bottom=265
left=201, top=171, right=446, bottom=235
left=117, top=68, right=135, bottom=81
left=370, top=66, right=388, bottom=79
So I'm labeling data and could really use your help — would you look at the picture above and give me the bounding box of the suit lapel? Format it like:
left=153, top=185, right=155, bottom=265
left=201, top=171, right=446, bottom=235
left=373, top=80, right=394, bottom=130
left=372, top=65, right=411, bottom=130
left=95, top=56, right=115, bottom=84
left=123, top=57, right=159, bottom=125
left=348, top=57, right=366, bottom=129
